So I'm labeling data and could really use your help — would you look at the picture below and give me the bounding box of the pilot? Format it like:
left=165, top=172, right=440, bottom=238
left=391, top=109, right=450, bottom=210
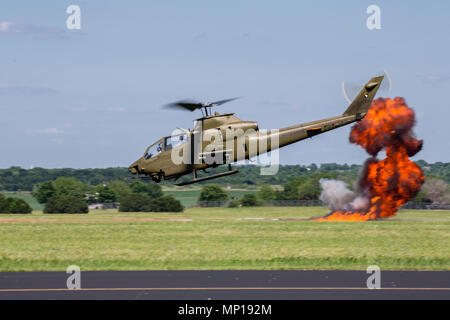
left=157, top=142, right=162, bottom=153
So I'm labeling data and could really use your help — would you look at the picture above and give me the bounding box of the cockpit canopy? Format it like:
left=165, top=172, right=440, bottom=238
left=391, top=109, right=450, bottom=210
left=144, top=132, right=188, bottom=160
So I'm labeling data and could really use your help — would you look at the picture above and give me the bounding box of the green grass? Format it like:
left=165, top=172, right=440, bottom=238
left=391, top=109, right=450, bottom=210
left=0, top=207, right=448, bottom=271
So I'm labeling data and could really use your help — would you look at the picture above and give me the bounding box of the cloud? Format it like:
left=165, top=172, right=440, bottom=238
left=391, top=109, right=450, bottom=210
left=108, top=106, right=126, bottom=113
left=0, top=22, right=14, bottom=32
left=0, top=21, right=74, bottom=39
left=0, top=83, right=59, bottom=95
left=25, top=128, right=63, bottom=135
left=418, top=74, right=450, bottom=84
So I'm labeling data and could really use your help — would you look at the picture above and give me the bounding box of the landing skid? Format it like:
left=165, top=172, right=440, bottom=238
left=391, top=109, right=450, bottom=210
left=125, top=176, right=160, bottom=182
left=175, top=152, right=239, bottom=186
left=174, top=169, right=239, bottom=186
left=125, top=176, right=153, bottom=181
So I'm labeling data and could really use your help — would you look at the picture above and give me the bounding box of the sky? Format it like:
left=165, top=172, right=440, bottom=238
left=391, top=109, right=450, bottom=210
left=0, top=0, right=449, bottom=169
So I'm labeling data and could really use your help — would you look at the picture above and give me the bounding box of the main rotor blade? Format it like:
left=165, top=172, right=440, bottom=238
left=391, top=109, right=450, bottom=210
left=211, top=97, right=241, bottom=106
left=164, top=97, right=241, bottom=112
left=164, top=100, right=203, bottom=112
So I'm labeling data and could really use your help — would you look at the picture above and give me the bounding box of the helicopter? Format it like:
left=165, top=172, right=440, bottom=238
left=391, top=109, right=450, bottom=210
left=128, top=75, right=384, bottom=186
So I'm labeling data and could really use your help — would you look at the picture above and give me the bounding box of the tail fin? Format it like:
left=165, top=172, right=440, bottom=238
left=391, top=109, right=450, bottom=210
left=343, top=75, right=384, bottom=116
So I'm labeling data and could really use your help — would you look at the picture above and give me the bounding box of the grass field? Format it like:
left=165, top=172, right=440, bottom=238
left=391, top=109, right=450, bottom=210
left=0, top=207, right=448, bottom=271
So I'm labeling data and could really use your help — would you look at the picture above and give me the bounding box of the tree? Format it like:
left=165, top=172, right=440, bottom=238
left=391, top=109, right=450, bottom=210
left=33, top=178, right=91, bottom=206
left=422, top=178, right=450, bottom=203
left=0, top=196, right=32, bottom=214
left=298, top=173, right=337, bottom=200
left=118, top=193, right=152, bottom=212
left=0, top=196, right=8, bottom=213
left=54, top=177, right=89, bottom=198
left=411, top=190, right=432, bottom=203
left=2, top=162, right=450, bottom=191
left=145, top=183, right=163, bottom=199
left=130, top=181, right=163, bottom=199
left=119, top=194, right=184, bottom=212
left=107, top=180, right=132, bottom=202
left=144, top=195, right=184, bottom=212
left=297, top=182, right=321, bottom=200
left=240, top=194, right=260, bottom=207
left=275, top=172, right=338, bottom=200
left=44, top=195, right=88, bottom=214
left=160, top=195, right=184, bottom=212
left=258, top=184, right=276, bottom=200
left=198, top=185, right=229, bottom=202
left=33, top=181, right=56, bottom=204
left=227, top=199, right=241, bottom=208
left=97, top=185, right=116, bottom=203
left=415, top=159, right=428, bottom=167
left=276, top=177, right=306, bottom=200
left=8, top=198, right=33, bottom=213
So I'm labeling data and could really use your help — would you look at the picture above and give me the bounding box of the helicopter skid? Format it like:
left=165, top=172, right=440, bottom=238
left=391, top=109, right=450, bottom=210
left=124, top=176, right=154, bottom=181
left=174, top=169, right=239, bottom=186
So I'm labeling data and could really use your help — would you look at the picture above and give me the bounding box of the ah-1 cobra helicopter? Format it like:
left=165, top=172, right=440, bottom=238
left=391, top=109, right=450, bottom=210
left=128, top=75, right=384, bottom=186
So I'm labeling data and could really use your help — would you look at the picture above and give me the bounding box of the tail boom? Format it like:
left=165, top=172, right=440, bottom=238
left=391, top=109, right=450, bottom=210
left=242, top=75, right=385, bottom=157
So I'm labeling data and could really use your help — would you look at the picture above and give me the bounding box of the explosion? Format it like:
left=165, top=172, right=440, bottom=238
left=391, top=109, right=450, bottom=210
left=314, top=97, right=425, bottom=221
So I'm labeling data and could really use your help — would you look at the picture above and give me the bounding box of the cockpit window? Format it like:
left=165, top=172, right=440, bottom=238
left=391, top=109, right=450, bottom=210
left=144, top=134, right=188, bottom=160
left=164, top=133, right=188, bottom=151
left=144, top=141, right=163, bottom=160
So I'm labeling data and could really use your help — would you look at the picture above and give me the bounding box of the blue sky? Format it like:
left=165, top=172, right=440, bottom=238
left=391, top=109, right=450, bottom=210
left=0, top=0, right=449, bottom=168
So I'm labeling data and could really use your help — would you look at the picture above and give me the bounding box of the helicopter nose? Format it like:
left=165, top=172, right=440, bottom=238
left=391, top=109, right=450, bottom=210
left=128, top=161, right=140, bottom=174
left=129, top=165, right=138, bottom=174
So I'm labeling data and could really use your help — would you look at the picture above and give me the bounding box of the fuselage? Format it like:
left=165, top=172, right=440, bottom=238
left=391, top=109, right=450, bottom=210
left=128, top=75, right=384, bottom=183
left=128, top=111, right=364, bottom=181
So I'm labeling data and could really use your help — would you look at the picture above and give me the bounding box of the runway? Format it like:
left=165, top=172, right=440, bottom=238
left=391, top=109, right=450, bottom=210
left=0, top=270, right=449, bottom=300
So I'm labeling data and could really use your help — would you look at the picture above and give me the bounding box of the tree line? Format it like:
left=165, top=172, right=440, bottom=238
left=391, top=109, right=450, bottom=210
left=2, top=161, right=449, bottom=192
left=1, top=160, right=448, bottom=213
left=198, top=175, right=450, bottom=208
left=31, top=178, right=183, bottom=214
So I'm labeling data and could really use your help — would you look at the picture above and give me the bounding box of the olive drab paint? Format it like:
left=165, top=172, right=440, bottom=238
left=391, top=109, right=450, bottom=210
left=128, top=76, right=384, bottom=185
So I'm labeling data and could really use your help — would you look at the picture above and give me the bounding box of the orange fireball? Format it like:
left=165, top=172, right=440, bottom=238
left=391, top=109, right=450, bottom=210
left=314, top=97, right=425, bottom=221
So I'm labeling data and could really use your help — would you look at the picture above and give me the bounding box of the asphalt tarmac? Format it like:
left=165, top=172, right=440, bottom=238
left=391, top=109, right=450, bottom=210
left=0, top=270, right=449, bottom=300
